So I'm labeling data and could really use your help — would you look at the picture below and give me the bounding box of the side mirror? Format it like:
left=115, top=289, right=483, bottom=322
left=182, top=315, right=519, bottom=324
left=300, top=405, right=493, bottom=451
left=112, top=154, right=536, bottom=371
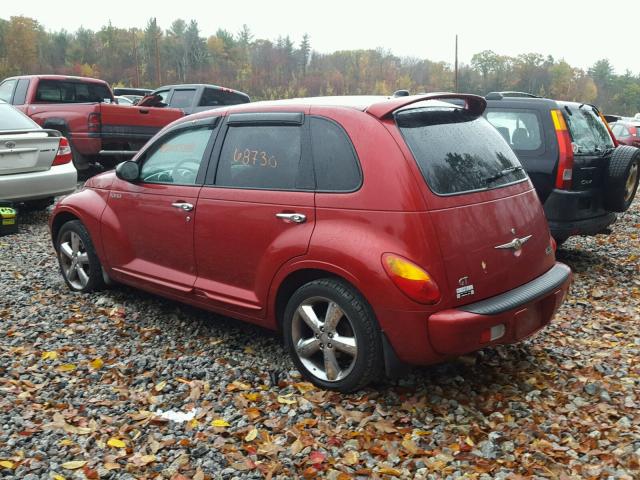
left=115, top=161, right=140, bottom=182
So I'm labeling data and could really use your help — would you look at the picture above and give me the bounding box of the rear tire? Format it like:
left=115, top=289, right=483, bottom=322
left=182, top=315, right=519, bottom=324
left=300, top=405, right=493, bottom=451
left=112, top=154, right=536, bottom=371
left=55, top=220, right=105, bottom=293
left=604, top=146, right=640, bottom=212
left=283, top=278, right=383, bottom=392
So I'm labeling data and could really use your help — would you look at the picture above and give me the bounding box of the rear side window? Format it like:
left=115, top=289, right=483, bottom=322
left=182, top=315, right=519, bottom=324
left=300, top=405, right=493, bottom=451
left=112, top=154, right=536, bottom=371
left=170, top=89, right=196, bottom=109
left=199, top=88, right=250, bottom=107
left=310, top=117, right=361, bottom=191
left=397, top=107, right=527, bottom=195
left=13, top=79, right=30, bottom=105
left=562, top=105, right=615, bottom=154
left=0, top=80, right=16, bottom=103
left=35, top=80, right=112, bottom=103
left=485, top=110, right=542, bottom=151
left=216, top=125, right=303, bottom=190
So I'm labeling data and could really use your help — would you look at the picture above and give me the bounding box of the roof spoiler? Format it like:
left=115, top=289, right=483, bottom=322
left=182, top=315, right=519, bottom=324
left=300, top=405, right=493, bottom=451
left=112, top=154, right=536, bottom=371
left=366, top=93, right=486, bottom=119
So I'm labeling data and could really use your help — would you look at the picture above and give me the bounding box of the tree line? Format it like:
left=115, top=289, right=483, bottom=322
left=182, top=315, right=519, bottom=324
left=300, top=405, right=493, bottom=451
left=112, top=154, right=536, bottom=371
left=1, top=15, right=639, bottom=115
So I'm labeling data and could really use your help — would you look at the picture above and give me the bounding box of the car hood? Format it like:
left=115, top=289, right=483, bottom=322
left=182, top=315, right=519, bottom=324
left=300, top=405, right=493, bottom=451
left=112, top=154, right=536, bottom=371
left=85, top=170, right=115, bottom=190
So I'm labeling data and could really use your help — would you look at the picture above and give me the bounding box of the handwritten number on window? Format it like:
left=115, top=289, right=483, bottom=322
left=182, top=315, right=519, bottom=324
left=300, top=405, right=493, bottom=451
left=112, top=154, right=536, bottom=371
left=233, top=147, right=277, bottom=168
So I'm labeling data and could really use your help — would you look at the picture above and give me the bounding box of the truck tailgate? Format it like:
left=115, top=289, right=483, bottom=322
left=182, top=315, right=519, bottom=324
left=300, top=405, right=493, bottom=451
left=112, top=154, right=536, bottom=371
left=99, top=103, right=184, bottom=143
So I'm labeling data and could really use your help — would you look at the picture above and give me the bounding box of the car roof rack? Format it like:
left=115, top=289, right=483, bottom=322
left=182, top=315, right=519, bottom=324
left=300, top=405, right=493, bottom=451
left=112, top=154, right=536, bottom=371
left=485, top=91, right=541, bottom=100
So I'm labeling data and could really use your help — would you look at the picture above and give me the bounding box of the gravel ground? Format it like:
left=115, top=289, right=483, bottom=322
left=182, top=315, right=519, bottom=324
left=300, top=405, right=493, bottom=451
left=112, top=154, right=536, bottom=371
left=0, top=199, right=639, bottom=480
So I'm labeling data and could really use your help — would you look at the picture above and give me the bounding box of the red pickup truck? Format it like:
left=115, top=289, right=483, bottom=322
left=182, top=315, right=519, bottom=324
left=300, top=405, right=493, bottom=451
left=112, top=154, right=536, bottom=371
left=0, top=75, right=184, bottom=170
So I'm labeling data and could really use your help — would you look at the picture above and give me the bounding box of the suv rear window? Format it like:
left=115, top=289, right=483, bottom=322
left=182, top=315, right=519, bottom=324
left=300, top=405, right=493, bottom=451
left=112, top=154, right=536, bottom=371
left=561, top=104, right=614, bottom=155
left=35, top=80, right=113, bottom=103
left=397, top=107, right=527, bottom=195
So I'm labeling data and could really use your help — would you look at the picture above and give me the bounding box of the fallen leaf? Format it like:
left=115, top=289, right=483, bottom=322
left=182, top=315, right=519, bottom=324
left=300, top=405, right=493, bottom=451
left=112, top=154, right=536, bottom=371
left=343, top=450, right=359, bottom=465
left=154, top=381, right=167, bottom=392
left=107, top=438, right=126, bottom=449
left=53, top=475, right=65, bottom=480
left=401, top=436, right=419, bottom=455
left=41, top=351, right=58, bottom=361
left=57, top=364, right=77, bottom=372
left=211, top=419, right=230, bottom=428
left=309, top=450, right=326, bottom=465
left=61, top=460, right=87, bottom=470
left=294, top=382, right=315, bottom=393
left=0, top=461, right=15, bottom=469
left=103, top=462, right=120, bottom=470
left=244, top=392, right=262, bottom=402
left=139, top=455, right=156, bottom=465
left=245, top=428, right=258, bottom=442
left=378, top=467, right=402, bottom=476
left=90, top=358, right=104, bottom=369
left=277, top=394, right=297, bottom=405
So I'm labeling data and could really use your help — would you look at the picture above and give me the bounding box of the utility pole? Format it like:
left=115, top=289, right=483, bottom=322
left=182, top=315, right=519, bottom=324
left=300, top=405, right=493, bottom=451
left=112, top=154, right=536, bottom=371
left=454, top=34, right=459, bottom=93
left=132, top=29, right=140, bottom=88
left=154, top=20, right=161, bottom=85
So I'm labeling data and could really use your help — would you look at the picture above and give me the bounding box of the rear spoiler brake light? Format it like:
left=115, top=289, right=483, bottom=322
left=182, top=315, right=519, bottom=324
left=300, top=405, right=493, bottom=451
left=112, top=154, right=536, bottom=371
left=366, top=92, right=486, bottom=119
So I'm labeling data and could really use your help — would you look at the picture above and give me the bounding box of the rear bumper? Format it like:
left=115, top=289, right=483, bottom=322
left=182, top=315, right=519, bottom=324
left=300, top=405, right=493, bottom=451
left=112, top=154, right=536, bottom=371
left=543, top=188, right=616, bottom=239
left=427, top=262, right=571, bottom=356
left=0, top=162, right=77, bottom=202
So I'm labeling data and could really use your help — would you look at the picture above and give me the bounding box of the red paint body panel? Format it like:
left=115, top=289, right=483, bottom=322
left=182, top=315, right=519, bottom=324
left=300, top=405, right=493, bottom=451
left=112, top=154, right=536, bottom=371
left=50, top=95, right=572, bottom=372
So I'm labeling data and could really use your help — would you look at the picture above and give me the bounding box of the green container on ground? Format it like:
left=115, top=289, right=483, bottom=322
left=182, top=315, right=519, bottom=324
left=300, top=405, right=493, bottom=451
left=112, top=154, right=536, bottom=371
left=0, top=202, right=18, bottom=236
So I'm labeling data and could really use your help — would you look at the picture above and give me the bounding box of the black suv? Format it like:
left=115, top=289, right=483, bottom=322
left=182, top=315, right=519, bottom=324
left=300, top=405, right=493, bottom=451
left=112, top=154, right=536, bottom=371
left=484, top=92, right=639, bottom=244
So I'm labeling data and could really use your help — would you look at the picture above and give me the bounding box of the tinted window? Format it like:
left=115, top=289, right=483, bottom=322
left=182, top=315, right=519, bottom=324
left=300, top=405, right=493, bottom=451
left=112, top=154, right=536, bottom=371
left=199, top=88, right=249, bottom=107
left=170, top=89, right=196, bottom=109
left=0, top=80, right=16, bottom=103
left=0, top=104, right=39, bottom=130
left=310, top=117, right=361, bottom=191
left=13, top=79, right=30, bottom=105
left=397, top=107, right=527, bottom=195
left=216, top=125, right=302, bottom=190
left=35, top=80, right=112, bottom=103
left=139, top=127, right=212, bottom=185
left=562, top=105, right=615, bottom=154
left=485, top=110, right=542, bottom=151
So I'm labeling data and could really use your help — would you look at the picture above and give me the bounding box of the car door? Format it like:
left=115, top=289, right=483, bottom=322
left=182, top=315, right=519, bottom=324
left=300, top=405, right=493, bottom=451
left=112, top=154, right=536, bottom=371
left=101, top=117, right=219, bottom=295
left=193, top=112, right=315, bottom=318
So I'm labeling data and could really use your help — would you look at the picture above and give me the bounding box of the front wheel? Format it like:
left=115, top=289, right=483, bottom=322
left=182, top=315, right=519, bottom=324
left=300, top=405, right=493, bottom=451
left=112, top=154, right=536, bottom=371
left=283, top=278, right=383, bottom=392
left=56, top=220, right=105, bottom=292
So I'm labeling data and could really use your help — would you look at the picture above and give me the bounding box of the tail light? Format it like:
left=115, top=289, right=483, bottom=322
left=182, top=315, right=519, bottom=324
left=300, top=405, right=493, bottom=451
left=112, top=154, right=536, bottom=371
left=382, top=253, right=441, bottom=304
left=52, top=137, right=72, bottom=166
left=551, top=109, right=574, bottom=190
left=88, top=112, right=101, bottom=133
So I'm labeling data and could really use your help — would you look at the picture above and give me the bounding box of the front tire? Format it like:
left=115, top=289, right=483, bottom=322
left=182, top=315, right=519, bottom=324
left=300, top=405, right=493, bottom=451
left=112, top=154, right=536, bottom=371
left=56, top=220, right=105, bottom=292
left=283, top=278, right=383, bottom=392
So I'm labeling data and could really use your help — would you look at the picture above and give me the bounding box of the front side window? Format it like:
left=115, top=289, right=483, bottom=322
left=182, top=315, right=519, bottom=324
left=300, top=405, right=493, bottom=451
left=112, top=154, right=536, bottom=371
left=562, top=104, right=615, bottom=155
left=485, top=109, right=543, bottom=151
left=397, top=107, right=527, bottom=195
left=0, top=80, right=17, bottom=103
left=139, top=127, right=213, bottom=185
left=170, top=89, right=196, bottom=109
left=215, top=125, right=302, bottom=190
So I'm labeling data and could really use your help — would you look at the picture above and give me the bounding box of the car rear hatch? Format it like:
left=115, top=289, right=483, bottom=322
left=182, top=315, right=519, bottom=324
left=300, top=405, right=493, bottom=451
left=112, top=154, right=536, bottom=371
left=0, top=130, right=60, bottom=176
left=392, top=98, right=556, bottom=307
left=555, top=102, right=615, bottom=192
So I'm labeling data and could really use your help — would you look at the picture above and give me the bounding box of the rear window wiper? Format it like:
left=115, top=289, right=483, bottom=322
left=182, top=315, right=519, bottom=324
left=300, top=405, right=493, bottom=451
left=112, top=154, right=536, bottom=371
left=483, top=166, right=524, bottom=184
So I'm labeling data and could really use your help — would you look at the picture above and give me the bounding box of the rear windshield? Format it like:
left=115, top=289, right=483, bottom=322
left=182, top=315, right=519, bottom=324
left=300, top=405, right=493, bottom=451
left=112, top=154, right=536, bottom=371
left=561, top=104, right=614, bottom=155
left=397, top=107, right=527, bottom=195
left=0, top=104, right=39, bottom=130
left=35, top=80, right=113, bottom=103
left=199, top=88, right=250, bottom=107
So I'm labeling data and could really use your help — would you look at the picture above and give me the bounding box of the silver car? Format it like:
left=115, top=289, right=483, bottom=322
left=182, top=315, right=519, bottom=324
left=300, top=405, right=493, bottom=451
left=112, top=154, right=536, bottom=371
left=0, top=102, right=77, bottom=208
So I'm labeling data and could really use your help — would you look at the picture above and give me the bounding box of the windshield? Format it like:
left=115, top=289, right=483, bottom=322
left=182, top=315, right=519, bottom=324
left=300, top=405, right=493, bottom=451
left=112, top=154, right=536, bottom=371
left=396, top=107, right=528, bottom=195
left=562, top=104, right=614, bottom=155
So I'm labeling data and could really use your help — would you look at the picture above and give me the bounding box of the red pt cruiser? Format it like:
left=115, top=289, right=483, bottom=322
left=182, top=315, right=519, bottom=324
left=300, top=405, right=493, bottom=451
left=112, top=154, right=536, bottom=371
left=50, top=93, right=572, bottom=392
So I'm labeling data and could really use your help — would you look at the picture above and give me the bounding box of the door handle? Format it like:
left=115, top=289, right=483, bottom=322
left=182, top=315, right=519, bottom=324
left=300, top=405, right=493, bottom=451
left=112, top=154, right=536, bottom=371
left=139, top=109, right=149, bottom=114
left=171, top=202, right=194, bottom=212
left=276, top=212, right=306, bottom=223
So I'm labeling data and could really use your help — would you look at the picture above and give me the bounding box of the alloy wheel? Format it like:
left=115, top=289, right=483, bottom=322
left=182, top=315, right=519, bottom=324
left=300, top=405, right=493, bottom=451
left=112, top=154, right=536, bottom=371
left=58, top=230, right=91, bottom=290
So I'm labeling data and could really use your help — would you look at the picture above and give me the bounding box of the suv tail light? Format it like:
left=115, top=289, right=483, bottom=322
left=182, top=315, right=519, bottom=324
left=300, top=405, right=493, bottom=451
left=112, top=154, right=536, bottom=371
left=551, top=109, right=574, bottom=190
left=52, top=137, right=72, bottom=166
left=382, top=253, right=441, bottom=304
left=88, top=112, right=101, bottom=133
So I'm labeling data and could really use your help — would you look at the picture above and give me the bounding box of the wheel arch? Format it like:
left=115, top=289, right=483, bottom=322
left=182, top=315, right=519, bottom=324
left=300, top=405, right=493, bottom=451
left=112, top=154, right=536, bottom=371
left=50, top=211, right=81, bottom=249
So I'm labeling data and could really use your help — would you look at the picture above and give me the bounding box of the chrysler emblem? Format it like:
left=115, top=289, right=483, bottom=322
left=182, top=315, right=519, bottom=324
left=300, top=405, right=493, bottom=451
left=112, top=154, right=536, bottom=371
left=494, top=235, right=532, bottom=252
left=4, top=141, right=16, bottom=149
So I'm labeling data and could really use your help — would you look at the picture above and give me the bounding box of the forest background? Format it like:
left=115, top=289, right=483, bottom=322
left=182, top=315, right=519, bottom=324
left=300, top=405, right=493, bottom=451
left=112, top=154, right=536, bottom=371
left=1, top=16, right=638, bottom=115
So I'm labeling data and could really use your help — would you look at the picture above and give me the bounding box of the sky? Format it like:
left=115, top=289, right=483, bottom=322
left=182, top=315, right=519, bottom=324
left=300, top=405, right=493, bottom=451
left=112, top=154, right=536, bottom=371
left=3, top=1, right=636, bottom=74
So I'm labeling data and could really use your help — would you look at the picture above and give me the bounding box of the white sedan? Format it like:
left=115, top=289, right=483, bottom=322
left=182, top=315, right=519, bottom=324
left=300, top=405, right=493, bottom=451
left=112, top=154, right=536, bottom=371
left=0, top=102, right=77, bottom=209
